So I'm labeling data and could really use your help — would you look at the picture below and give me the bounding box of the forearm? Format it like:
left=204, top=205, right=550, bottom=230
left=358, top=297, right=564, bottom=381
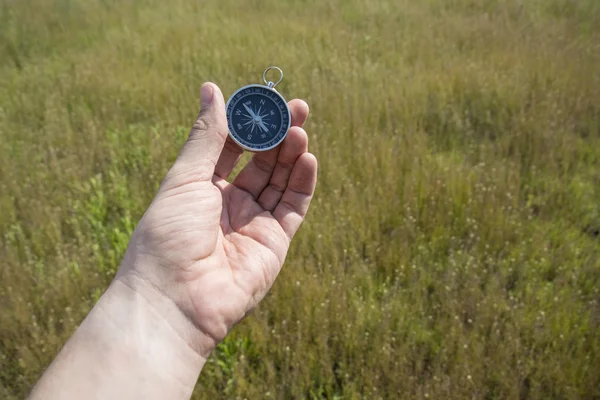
left=29, top=274, right=209, bottom=400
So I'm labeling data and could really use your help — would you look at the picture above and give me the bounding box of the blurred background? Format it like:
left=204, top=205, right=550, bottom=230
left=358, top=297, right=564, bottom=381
left=1, top=0, right=599, bottom=398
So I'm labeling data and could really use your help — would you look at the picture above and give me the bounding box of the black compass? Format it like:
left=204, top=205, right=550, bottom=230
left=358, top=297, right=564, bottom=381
left=226, top=67, right=291, bottom=152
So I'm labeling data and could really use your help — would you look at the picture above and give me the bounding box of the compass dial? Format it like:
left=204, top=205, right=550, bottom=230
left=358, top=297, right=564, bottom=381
left=226, top=84, right=291, bottom=152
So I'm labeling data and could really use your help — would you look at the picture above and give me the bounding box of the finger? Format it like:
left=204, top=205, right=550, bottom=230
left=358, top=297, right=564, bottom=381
left=273, top=152, right=318, bottom=240
left=288, top=99, right=309, bottom=127
left=230, top=147, right=280, bottom=198
left=214, top=99, right=310, bottom=180
left=214, top=136, right=244, bottom=179
left=256, top=127, right=308, bottom=211
left=168, top=83, right=228, bottom=184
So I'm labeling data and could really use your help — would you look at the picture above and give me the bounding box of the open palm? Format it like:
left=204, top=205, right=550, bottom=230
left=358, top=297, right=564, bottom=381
left=118, top=83, right=317, bottom=356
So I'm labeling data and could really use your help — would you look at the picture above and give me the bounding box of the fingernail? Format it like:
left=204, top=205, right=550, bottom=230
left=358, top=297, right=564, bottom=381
left=201, top=84, right=214, bottom=106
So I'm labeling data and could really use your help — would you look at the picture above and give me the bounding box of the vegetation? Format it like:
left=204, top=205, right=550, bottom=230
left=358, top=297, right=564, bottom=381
left=1, top=0, right=599, bottom=398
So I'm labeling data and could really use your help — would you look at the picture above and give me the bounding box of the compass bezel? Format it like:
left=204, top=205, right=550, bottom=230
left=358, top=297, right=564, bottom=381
left=225, top=84, right=291, bottom=152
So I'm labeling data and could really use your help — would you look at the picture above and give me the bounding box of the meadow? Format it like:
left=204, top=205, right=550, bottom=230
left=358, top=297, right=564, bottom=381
left=1, top=0, right=599, bottom=398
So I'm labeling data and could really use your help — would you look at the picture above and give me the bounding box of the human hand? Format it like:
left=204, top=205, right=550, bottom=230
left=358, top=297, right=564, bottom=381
left=30, top=82, right=316, bottom=400
left=117, top=82, right=317, bottom=358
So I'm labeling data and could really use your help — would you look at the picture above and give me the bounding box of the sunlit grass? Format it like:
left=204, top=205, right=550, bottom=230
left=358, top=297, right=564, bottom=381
left=1, top=0, right=599, bottom=398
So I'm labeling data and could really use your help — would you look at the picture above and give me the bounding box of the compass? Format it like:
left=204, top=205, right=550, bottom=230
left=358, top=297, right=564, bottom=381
left=226, top=67, right=291, bottom=152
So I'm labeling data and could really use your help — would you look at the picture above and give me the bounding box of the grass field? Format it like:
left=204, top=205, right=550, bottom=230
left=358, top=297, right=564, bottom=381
left=1, top=0, right=600, bottom=398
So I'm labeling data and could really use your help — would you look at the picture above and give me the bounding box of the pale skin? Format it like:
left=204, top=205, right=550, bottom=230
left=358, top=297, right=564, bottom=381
left=29, top=82, right=317, bottom=399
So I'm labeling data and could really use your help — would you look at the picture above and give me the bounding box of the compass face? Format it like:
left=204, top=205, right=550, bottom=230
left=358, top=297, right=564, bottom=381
left=226, top=84, right=291, bottom=151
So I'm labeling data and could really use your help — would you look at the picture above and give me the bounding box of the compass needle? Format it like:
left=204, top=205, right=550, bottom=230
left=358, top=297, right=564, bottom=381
left=258, top=120, right=269, bottom=133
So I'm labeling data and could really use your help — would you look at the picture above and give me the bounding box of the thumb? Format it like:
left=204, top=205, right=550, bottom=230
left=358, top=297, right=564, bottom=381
left=169, top=82, right=229, bottom=183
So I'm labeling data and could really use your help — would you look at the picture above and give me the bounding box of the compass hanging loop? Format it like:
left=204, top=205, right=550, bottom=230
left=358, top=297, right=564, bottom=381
left=263, top=66, right=284, bottom=89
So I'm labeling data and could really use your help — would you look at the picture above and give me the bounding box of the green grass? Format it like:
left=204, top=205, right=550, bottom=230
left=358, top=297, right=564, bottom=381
left=1, top=0, right=599, bottom=398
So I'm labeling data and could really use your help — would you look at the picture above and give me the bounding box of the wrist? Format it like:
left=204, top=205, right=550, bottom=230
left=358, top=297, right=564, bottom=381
left=112, top=270, right=219, bottom=359
left=30, top=271, right=211, bottom=400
